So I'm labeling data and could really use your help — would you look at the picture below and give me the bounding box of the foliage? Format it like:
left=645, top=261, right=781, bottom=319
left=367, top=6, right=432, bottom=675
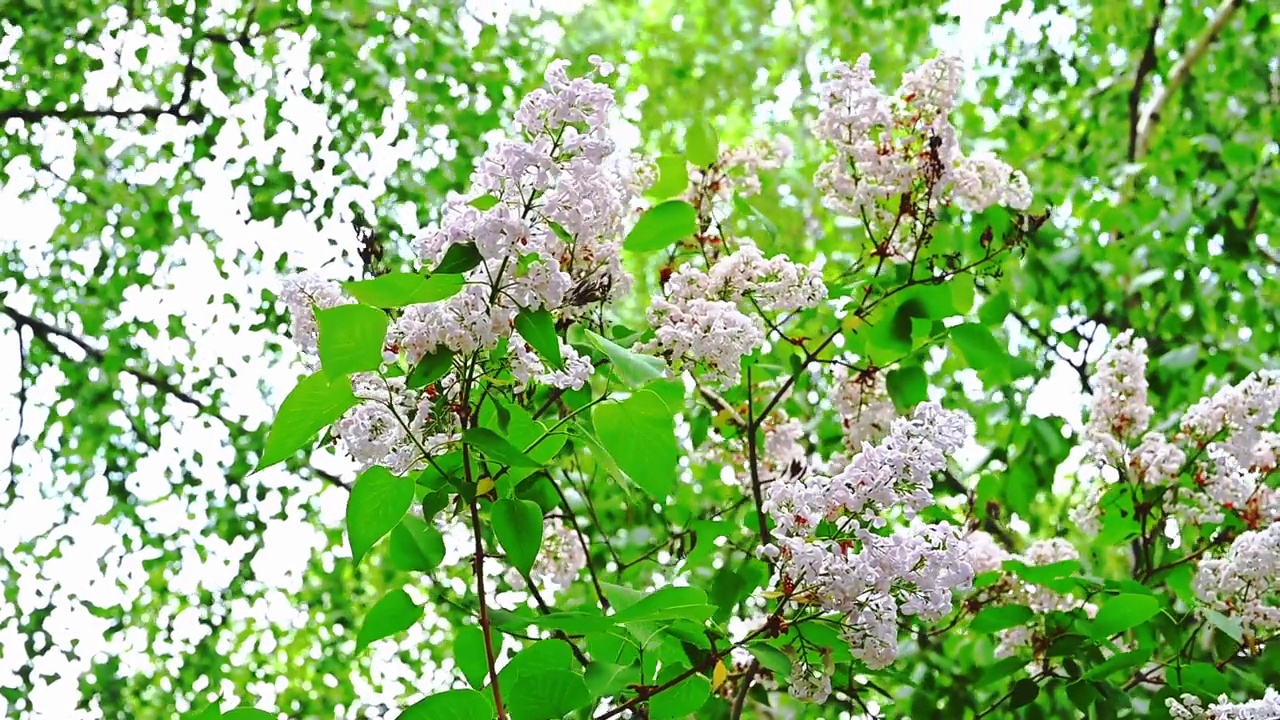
left=1, top=1, right=1277, bottom=720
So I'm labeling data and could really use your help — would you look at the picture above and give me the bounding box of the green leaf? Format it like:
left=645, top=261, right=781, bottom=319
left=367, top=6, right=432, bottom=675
left=396, top=689, right=494, bottom=720
left=1201, top=608, right=1245, bottom=643
left=222, top=711, right=275, bottom=720
left=950, top=322, right=1008, bottom=370
left=1003, top=559, right=1081, bottom=584
left=977, top=656, right=1028, bottom=687
left=1080, top=646, right=1154, bottom=680
left=951, top=279, right=976, bottom=314
left=1090, top=594, right=1160, bottom=639
left=316, top=304, right=388, bottom=377
left=529, top=611, right=617, bottom=634
left=1008, top=679, right=1040, bottom=710
left=649, top=669, right=710, bottom=719
left=612, top=586, right=714, bottom=625
left=492, top=498, right=543, bottom=577
left=505, top=670, right=592, bottom=720
left=1065, top=680, right=1098, bottom=711
left=647, top=155, right=690, bottom=199
left=469, top=194, right=500, bottom=210
left=497, top=640, right=575, bottom=689
left=347, top=466, right=415, bottom=564
left=970, top=604, right=1035, bottom=633
left=886, top=365, right=928, bottom=410
left=357, top=589, right=423, bottom=651
left=388, top=514, right=446, bottom=573
left=623, top=200, right=698, bottom=253
left=1170, top=662, right=1232, bottom=697
left=978, top=291, right=1011, bottom=326
left=407, top=348, right=455, bottom=389
left=685, top=118, right=719, bottom=167
left=463, top=428, right=542, bottom=469
left=514, top=308, right=564, bottom=370
left=1045, top=633, right=1093, bottom=657
left=257, top=371, right=358, bottom=471
left=592, top=391, right=678, bottom=499
left=584, top=662, right=640, bottom=699
left=343, top=272, right=466, bottom=307
left=453, top=626, right=489, bottom=689
left=182, top=704, right=223, bottom=720
left=583, top=329, right=667, bottom=388
left=747, top=644, right=792, bottom=677
left=434, top=243, right=485, bottom=275
left=732, top=194, right=778, bottom=241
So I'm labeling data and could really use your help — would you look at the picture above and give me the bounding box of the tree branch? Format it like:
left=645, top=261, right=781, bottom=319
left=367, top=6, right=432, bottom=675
left=464, top=444, right=507, bottom=719
left=1134, top=0, right=1245, bottom=160
left=0, top=105, right=190, bottom=123
left=1, top=303, right=350, bottom=491
left=729, top=659, right=761, bottom=720
left=744, top=366, right=772, bottom=552
left=1127, top=0, right=1168, bottom=161
left=7, top=322, right=30, bottom=484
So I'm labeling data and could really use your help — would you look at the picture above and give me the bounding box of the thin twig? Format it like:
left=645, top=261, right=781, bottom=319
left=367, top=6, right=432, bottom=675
left=744, top=366, right=772, bottom=551
left=7, top=323, right=29, bottom=483
left=546, top=473, right=611, bottom=611
left=729, top=659, right=760, bottom=720
left=465, top=443, right=507, bottom=719
left=1128, top=0, right=1168, bottom=161
left=523, top=579, right=592, bottom=667
left=1134, top=0, right=1245, bottom=160
left=1, top=303, right=351, bottom=491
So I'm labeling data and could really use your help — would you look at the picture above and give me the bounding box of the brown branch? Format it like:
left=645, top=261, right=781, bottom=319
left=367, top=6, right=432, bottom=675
left=593, top=625, right=772, bottom=720
left=1, top=303, right=350, bottom=491
left=522, top=578, right=592, bottom=667
left=546, top=473, right=611, bottom=611
left=1007, top=306, right=1090, bottom=389
left=1128, top=0, right=1169, bottom=161
left=465, top=444, right=507, bottom=719
left=729, top=659, right=761, bottom=720
left=744, top=366, right=772, bottom=551
left=0, top=105, right=190, bottom=123
left=1134, top=0, right=1246, bottom=160
left=7, top=322, right=30, bottom=482
left=2, top=304, right=205, bottom=408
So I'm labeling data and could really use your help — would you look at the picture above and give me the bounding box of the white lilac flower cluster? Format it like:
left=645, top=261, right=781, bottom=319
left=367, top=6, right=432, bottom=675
left=333, top=374, right=458, bottom=474
left=508, top=332, right=595, bottom=393
left=506, top=518, right=588, bottom=595
left=786, top=652, right=835, bottom=704
left=1074, top=332, right=1279, bottom=534
left=1167, top=688, right=1280, bottom=720
left=759, top=402, right=976, bottom=678
left=1085, top=330, right=1156, bottom=452
left=279, top=272, right=350, bottom=359
left=644, top=241, right=827, bottom=385
left=685, top=136, right=793, bottom=219
left=1180, top=369, right=1280, bottom=526
left=831, top=365, right=898, bottom=449
left=814, top=54, right=1031, bottom=250
left=966, top=533, right=1099, bottom=659
left=398, top=56, right=641, bottom=361
left=1192, top=523, right=1280, bottom=637
left=760, top=413, right=808, bottom=481
left=279, top=278, right=462, bottom=473
left=280, top=59, right=646, bottom=472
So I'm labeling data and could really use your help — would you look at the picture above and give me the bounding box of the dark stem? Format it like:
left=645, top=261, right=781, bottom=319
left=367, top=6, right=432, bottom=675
left=744, top=366, right=772, bottom=550
left=465, top=444, right=507, bottom=719
left=729, top=659, right=761, bottom=720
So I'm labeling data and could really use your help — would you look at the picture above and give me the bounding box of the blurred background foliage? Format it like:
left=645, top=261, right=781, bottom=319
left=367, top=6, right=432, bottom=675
left=0, top=0, right=1276, bottom=718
